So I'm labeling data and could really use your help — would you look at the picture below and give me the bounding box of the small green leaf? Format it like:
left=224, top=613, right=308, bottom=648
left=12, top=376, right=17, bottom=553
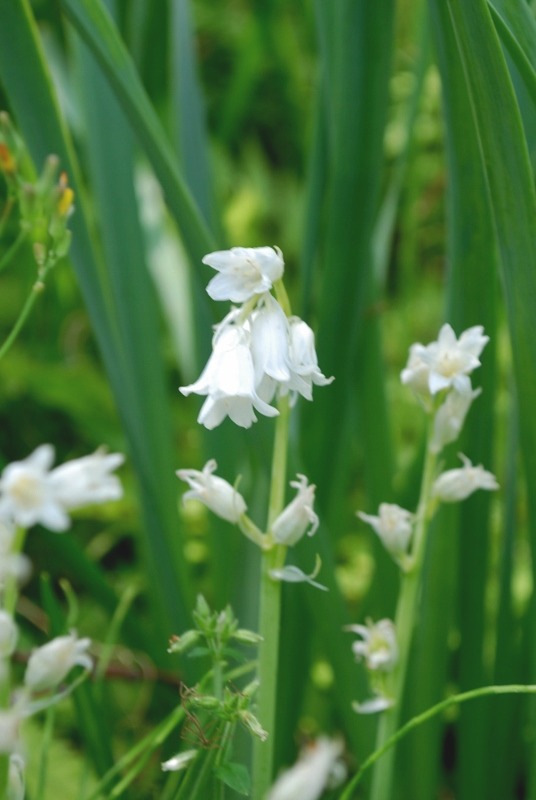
left=214, top=762, right=251, bottom=795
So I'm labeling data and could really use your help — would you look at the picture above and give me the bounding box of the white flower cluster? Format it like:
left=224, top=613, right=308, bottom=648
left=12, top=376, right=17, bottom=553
left=0, top=444, right=124, bottom=532
left=180, top=247, right=333, bottom=429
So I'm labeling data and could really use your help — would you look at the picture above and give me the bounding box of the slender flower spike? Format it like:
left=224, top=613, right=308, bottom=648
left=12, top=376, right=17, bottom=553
left=24, top=632, right=92, bottom=693
left=177, top=459, right=247, bottom=523
left=347, top=618, right=398, bottom=672
left=271, top=474, right=319, bottom=546
left=266, top=738, right=344, bottom=800
left=432, top=453, right=499, bottom=503
left=50, top=449, right=124, bottom=509
left=357, top=503, right=413, bottom=561
left=180, top=320, right=279, bottom=429
left=203, top=246, right=284, bottom=303
left=0, top=445, right=70, bottom=532
left=429, top=387, right=481, bottom=454
left=401, top=323, right=489, bottom=396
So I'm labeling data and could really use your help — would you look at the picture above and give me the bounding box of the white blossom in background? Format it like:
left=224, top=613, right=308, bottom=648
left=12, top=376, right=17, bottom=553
left=161, top=749, right=198, bottom=772
left=0, top=611, right=18, bottom=658
left=352, top=692, right=394, bottom=715
left=24, top=632, right=92, bottom=693
left=0, top=445, right=124, bottom=533
left=0, top=445, right=70, bottom=532
left=357, top=503, right=413, bottom=562
left=347, top=618, right=398, bottom=672
left=203, top=246, right=284, bottom=303
left=180, top=320, right=279, bottom=429
left=432, top=453, right=499, bottom=503
left=50, top=449, right=124, bottom=509
left=401, top=323, right=488, bottom=396
left=0, top=522, right=31, bottom=588
left=271, top=474, right=319, bottom=546
left=286, top=317, right=334, bottom=401
left=177, top=460, right=247, bottom=524
left=266, top=737, right=344, bottom=800
left=429, top=387, right=481, bottom=454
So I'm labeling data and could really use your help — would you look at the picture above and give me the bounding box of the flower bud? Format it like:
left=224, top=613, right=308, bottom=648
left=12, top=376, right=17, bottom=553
left=357, top=504, right=413, bottom=561
left=177, top=460, right=247, bottom=524
left=24, top=632, right=92, bottom=692
left=271, top=474, right=319, bottom=546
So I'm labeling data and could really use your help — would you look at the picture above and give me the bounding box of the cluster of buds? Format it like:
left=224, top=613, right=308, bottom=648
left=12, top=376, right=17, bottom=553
left=0, top=112, right=74, bottom=270
left=180, top=246, right=333, bottom=429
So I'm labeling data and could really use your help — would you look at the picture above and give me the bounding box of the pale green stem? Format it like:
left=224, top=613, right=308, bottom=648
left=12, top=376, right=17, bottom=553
left=370, top=425, right=438, bottom=800
left=36, top=706, right=56, bottom=800
left=340, top=684, right=536, bottom=799
left=252, top=395, right=291, bottom=798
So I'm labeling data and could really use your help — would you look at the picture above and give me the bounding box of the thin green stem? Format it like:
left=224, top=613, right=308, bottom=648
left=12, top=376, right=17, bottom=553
left=0, top=229, right=26, bottom=273
left=36, top=706, right=56, bottom=800
left=0, top=276, right=46, bottom=362
left=370, top=424, right=438, bottom=800
left=340, top=684, right=536, bottom=799
left=252, top=395, right=291, bottom=798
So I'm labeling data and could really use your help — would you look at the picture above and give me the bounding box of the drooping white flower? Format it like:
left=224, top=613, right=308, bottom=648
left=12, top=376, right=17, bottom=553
left=250, top=294, right=291, bottom=402
left=401, top=323, right=489, bottom=396
left=271, top=474, right=319, bottom=546
left=0, top=445, right=70, bottom=532
left=429, top=387, right=481, bottom=454
left=8, top=754, right=25, bottom=800
left=24, top=632, right=92, bottom=693
left=357, top=503, right=413, bottom=561
left=432, top=453, right=499, bottom=503
left=286, top=317, right=334, bottom=401
left=266, top=737, right=344, bottom=800
left=50, top=449, right=124, bottom=509
left=203, top=246, right=284, bottom=303
left=180, top=319, right=279, bottom=429
left=0, top=710, right=20, bottom=754
left=176, top=460, right=247, bottom=523
left=161, top=749, right=198, bottom=772
left=0, top=611, right=18, bottom=658
left=347, top=618, right=398, bottom=672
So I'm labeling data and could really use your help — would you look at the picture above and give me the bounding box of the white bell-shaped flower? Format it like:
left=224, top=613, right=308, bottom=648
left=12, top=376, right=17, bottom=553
left=203, top=246, right=284, bottom=303
left=432, top=453, right=499, bottom=503
left=250, top=294, right=291, bottom=402
left=271, top=474, right=319, bottom=546
left=177, top=460, right=247, bottom=524
left=180, top=319, right=279, bottom=429
left=347, top=618, right=398, bottom=672
left=0, top=611, right=18, bottom=658
left=50, top=449, right=124, bottom=509
left=24, top=632, right=92, bottom=693
left=429, top=387, right=481, bottom=453
left=0, top=445, right=69, bottom=532
left=402, top=323, right=488, bottom=396
left=357, top=503, right=413, bottom=561
left=266, top=737, right=344, bottom=800
left=286, top=317, right=334, bottom=401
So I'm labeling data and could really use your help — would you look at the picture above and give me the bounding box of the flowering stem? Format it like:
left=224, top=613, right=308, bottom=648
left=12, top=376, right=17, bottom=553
left=340, top=684, right=536, bottom=799
left=370, top=426, right=438, bottom=800
left=252, top=395, right=291, bottom=798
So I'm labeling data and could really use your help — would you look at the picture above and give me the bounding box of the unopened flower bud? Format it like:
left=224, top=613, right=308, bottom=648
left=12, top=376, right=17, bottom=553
left=177, top=460, right=247, bottom=523
left=271, top=474, right=319, bottom=546
left=167, top=630, right=200, bottom=654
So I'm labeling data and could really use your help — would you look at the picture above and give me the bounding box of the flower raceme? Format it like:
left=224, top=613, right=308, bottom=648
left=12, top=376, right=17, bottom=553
left=180, top=246, right=333, bottom=429
left=0, top=444, right=124, bottom=532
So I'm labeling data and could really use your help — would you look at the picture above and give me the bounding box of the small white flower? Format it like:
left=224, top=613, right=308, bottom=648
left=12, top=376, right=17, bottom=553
left=429, top=387, right=481, bottom=453
left=0, top=710, right=20, bottom=754
left=347, top=618, right=398, bottom=672
left=50, top=449, right=124, bottom=509
left=0, top=445, right=69, bottom=532
left=180, top=320, right=279, bottom=429
left=8, top=754, right=25, bottom=800
left=24, top=632, right=92, bottom=693
left=432, top=453, right=499, bottom=503
left=176, top=460, right=247, bottom=523
left=250, top=294, right=291, bottom=401
left=161, top=749, right=197, bottom=772
left=266, top=737, right=344, bottom=800
left=401, top=323, right=489, bottom=396
left=286, top=318, right=334, bottom=401
left=357, top=503, right=413, bottom=561
left=203, top=246, right=284, bottom=303
left=0, top=611, right=18, bottom=658
left=271, top=474, right=319, bottom=546
left=352, top=693, right=394, bottom=715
